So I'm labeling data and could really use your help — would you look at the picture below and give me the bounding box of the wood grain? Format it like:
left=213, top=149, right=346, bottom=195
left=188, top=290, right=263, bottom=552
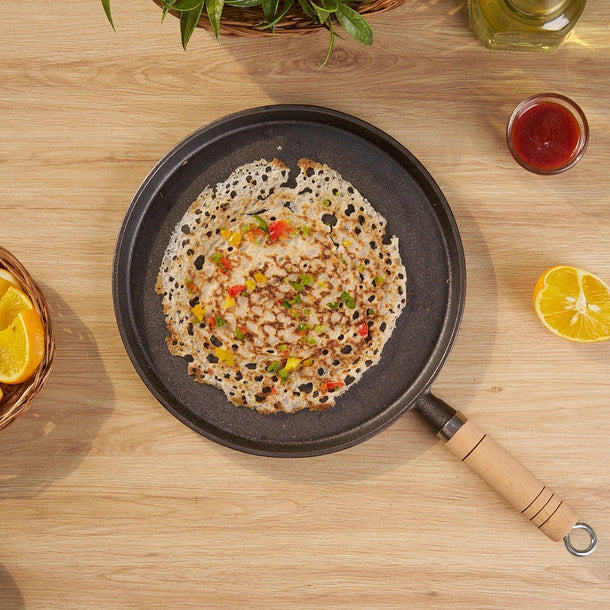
left=1, top=1, right=609, bottom=607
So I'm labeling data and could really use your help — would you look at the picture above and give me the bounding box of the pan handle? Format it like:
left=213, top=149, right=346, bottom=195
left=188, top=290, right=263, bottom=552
left=414, top=393, right=596, bottom=555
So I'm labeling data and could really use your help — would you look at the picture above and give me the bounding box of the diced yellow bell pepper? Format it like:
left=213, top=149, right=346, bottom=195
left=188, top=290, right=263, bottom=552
left=284, top=356, right=301, bottom=372
left=220, top=229, right=242, bottom=247
left=253, top=272, right=267, bottom=284
left=223, top=296, right=236, bottom=309
left=215, top=347, right=234, bottom=366
left=245, top=278, right=257, bottom=291
left=191, top=304, right=206, bottom=321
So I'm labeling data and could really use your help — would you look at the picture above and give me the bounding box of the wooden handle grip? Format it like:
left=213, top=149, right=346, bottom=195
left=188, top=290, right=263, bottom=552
left=444, top=418, right=578, bottom=542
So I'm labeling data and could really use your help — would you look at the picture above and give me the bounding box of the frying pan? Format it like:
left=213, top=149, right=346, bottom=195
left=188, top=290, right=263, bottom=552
left=112, top=105, right=595, bottom=555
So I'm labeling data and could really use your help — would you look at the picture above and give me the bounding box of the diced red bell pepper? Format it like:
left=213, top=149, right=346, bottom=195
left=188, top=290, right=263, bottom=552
left=228, top=284, right=246, bottom=298
left=321, top=381, right=345, bottom=392
left=268, top=220, right=289, bottom=241
left=357, top=322, right=369, bottom=338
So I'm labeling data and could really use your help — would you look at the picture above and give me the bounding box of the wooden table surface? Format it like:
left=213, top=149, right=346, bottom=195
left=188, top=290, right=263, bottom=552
left=2, top=1, right=609, bottom=608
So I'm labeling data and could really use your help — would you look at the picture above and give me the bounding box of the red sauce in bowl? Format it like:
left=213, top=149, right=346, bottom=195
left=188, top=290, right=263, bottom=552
left=507, top=94, right=588, bottom=174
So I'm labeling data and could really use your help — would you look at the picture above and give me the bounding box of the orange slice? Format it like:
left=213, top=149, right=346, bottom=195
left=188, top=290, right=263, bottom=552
left=0, top=309, right=45, bottom=384
left=0, top=268, right=21, bottom=299
left=0, top=286, right=34, bottom=330
left=534, top=266, right=610, bottom=343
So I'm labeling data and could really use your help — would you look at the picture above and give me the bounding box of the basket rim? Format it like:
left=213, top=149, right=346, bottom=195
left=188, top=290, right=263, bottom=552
left=0, top=246, right=56, bottom=431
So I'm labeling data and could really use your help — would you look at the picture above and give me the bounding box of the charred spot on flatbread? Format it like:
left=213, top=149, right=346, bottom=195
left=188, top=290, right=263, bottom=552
left=156, top=158, right=407, bottom=413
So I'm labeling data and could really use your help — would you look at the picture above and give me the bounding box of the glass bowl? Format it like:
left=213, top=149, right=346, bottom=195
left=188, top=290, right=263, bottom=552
left=506, top=93, right=589, bottom=175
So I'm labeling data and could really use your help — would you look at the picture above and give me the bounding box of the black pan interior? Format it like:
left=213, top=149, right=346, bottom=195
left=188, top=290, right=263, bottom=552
left=112, top=105, right=465, bottom=457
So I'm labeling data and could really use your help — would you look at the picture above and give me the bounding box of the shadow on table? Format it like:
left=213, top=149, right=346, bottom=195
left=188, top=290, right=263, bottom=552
left=0, top=561, right=24, bottom=610
left=0, top=288, right=114, bottom=499
left=0, top=561, right=24, bottom=609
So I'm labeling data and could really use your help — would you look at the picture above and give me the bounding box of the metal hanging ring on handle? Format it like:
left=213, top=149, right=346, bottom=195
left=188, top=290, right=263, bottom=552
left=564, top=522, right=597, bottom=556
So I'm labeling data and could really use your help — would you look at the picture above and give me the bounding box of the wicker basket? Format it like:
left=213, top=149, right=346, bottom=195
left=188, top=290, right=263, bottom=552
left=155, top=0, right=408, bottom=38
left=0, top=247, right=55, bottom=431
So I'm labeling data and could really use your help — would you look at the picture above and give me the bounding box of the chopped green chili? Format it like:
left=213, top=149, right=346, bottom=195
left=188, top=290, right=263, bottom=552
left=340, top=291, right=355, bottom=309
left=250, top=214, right=268, bottom=232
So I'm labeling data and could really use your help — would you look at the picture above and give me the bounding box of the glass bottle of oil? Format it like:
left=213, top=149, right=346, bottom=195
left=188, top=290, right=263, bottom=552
left=468, top=0, right=587, bottom=51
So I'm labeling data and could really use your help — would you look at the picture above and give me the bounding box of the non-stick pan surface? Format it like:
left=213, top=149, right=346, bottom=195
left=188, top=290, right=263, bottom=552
left=112, top=105, right=466, bottom=457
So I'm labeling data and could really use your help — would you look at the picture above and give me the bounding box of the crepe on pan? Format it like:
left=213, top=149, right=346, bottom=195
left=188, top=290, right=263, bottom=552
left=156, top=158, right=407, bottom=413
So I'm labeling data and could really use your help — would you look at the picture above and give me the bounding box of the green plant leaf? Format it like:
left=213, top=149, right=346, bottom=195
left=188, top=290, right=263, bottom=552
left=206, top=0, right=225, bottom=40
left=335, top=2, right=373, bottom=45
left=261, top=0, right=280, bottom=23
left=169, top=0, right=206, bottom=10
left=297, top=0, right=318, bottom=22
left=321, top=0, right=338, bottom=10
left=162, top=1, right=198, bottom=20
left=179, top=2, right=205, bottom=49
left=310, top=0, right=337, bottom=24
left=259, top=0, right=294, bottom=29
left=161, top=0, right=182, bottom=19
left=320, top=17, right=335, bottom=68
left=225, top=0, right=263, bottom=6
left=101, top=0, right=115, bottom=30
left=160, top=1, right=172, bottom=20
